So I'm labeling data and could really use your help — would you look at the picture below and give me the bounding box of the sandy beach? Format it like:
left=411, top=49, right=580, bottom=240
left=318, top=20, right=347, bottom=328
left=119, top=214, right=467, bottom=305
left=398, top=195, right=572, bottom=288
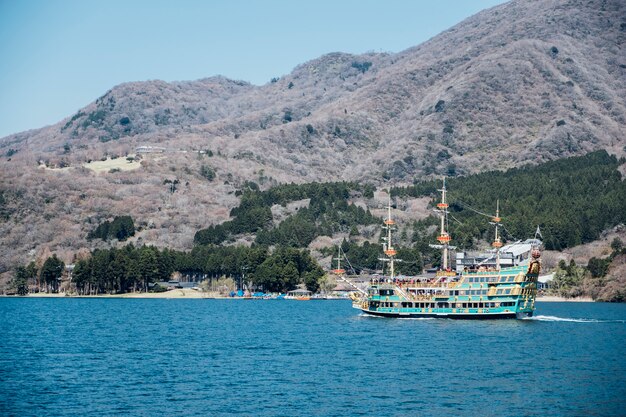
left=22, top=289, right=223, bottom=299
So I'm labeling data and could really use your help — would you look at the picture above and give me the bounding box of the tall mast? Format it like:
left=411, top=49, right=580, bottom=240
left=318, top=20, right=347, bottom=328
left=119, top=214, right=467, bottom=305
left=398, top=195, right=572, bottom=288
left=332, top=245, right=345, bottom=275
left=436, top=177, right=452, bottom=270
left=383, top=193, right=397, bottom=279
left=491, top=200, right=503, bottom=270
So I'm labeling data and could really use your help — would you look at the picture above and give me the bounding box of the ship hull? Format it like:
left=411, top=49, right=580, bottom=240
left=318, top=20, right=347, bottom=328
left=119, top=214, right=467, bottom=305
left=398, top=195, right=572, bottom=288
left=357, top=307, right=531, bottom=320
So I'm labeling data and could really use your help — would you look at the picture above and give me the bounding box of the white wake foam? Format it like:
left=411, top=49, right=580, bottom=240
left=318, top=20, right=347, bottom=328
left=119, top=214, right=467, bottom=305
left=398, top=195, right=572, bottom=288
left=526, top=315, right=625, bottom=323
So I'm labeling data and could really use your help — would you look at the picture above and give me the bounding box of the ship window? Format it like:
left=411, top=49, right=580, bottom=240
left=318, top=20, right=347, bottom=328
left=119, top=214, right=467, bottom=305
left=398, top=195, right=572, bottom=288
left=496, top=289, right=503, bottom=295
left=507, top=276, right=514, bottom=282
left=505, top=289, right=511, bottom=295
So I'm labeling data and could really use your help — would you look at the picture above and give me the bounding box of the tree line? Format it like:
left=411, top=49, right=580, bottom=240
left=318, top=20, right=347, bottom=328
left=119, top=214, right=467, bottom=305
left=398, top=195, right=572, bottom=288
left=13, top=255, right=65, bottom=295
left=12, top=244, right=324, bottom=295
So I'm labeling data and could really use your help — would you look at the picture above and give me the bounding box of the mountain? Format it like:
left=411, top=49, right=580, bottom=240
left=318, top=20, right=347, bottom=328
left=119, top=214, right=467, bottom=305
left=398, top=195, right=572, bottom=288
left=0, top=0, right=625, bottom=276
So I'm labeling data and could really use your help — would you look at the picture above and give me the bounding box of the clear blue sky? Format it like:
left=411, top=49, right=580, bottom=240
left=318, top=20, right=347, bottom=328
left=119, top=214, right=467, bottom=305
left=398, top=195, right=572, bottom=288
left=0, top=0, right=506, bottom=139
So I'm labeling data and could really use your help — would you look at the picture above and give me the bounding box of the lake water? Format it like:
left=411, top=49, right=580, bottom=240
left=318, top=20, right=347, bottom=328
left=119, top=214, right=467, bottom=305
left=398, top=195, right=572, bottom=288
left=1, top=299, right=625, bottom=416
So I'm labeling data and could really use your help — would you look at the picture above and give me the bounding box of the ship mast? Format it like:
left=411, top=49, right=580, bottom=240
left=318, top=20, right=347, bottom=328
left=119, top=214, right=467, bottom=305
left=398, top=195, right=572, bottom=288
left=436, top=177, right=452, bottom=270
left=332, top=245, right=345, bottom=275
left=382, top=193, right=397, bottom=279
left=491, top=200, right=503, bottom=270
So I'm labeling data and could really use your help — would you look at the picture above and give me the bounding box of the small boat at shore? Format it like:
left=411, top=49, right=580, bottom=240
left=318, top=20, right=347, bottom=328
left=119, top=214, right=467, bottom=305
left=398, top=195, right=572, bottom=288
left=348, top=178, right=540, bottom=319
left=285, top=289, right=312, bottom=300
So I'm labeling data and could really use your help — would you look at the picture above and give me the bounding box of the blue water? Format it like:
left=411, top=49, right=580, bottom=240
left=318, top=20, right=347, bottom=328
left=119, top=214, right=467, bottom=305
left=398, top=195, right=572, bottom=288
left=1, top=299, right=625, bottom=417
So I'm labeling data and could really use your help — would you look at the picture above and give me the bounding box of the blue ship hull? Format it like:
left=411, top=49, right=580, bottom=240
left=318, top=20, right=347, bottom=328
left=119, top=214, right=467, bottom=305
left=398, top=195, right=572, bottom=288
left=358, top=309, right=531, bottom=320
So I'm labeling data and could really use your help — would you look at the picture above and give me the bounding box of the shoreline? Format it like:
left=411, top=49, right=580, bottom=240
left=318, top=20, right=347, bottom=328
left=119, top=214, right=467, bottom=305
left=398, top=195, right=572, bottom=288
left=1, top=291, right=597, bottom=302
left=15, top=289, right=225, bottom=299
left=5, top=289, right=346, bottom=300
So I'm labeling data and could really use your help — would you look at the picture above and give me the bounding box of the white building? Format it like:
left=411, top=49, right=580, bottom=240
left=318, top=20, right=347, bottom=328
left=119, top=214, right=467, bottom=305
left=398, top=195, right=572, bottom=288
left=455, top=239, right=542, bottom=272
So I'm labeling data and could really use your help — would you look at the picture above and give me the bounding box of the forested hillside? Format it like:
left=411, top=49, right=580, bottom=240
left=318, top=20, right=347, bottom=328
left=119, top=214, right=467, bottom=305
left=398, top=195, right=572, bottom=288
left=393, top=151, right=626, bottom=251
left=8, top=150, right=626, bottom=300
left=194, top=182, right=377, bottom=247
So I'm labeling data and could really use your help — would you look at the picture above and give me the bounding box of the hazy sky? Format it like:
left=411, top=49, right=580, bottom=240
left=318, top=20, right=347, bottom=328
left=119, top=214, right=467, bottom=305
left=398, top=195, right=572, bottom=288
left=0, top=0, right=506, bottom=138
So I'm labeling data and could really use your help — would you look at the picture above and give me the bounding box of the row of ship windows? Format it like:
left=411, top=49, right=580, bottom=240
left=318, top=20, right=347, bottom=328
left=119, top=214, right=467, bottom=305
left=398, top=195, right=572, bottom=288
left=406, top=289, right=513, bottom=296
left=492, top=288, right=515, bottom=295
left=467, top=276, right=517, bottom=283
left=377, top=288, right=519, bottom=297
left=411, top=290, right=491, bottom=296
left=376, top=301, right=517, bottom=309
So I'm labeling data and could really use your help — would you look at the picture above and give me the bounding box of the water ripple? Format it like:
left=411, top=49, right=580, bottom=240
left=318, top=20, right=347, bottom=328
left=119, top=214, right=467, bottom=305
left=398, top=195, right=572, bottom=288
left=0, top=299, right=625, bottom=416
